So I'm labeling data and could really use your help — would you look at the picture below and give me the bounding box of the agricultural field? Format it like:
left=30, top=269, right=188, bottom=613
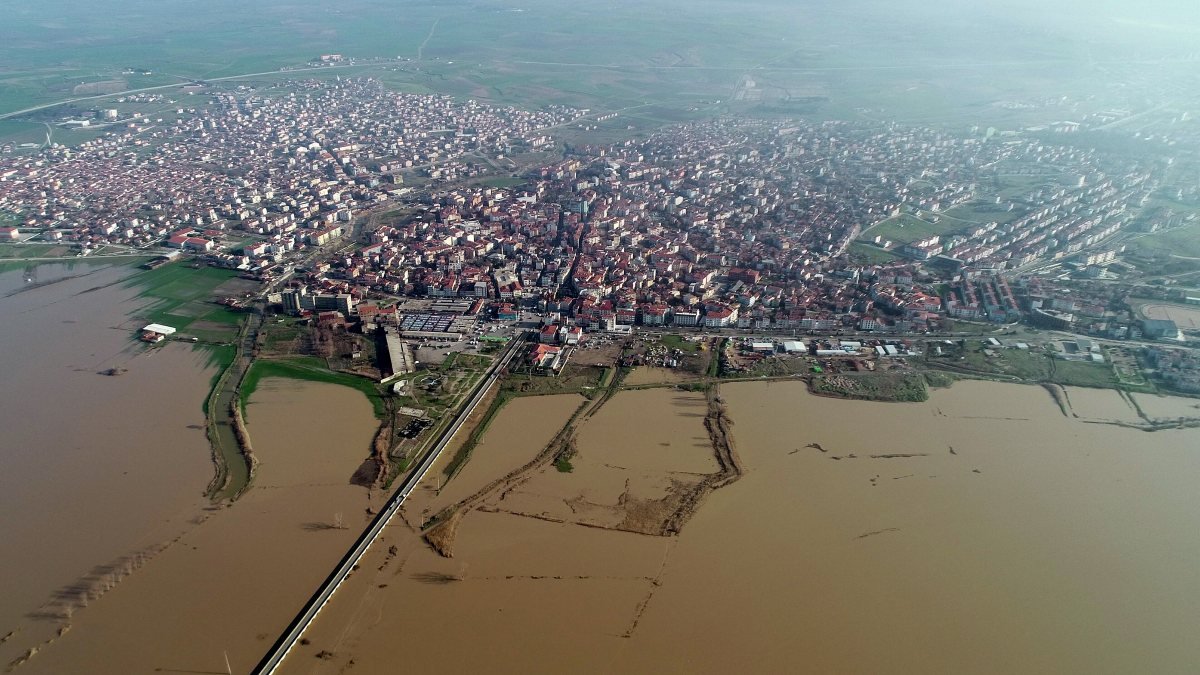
left=122, top=262, right=249, bottom=341
left=0, top=243, right=61, bottom=259
left=1127, top=218, right=1200, bottom=260
left=3, top=0, right=1181, bottom=146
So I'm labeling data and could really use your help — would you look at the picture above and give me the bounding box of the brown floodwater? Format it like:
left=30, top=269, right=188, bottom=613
left=1133, top=392, right=1200, bottom=421
left=623, top=366, right=689, bottom=386
left=0, top=263, right=216, bottom=668
left=288, top=379, right=1200, bottom=674
left=16, top=379, right=379, bottom=674
left=495, top=388, right=718, bottom=529
left=420, top=393, right=586, bottom=514
left=1062, top=385, right=1142, bottom=422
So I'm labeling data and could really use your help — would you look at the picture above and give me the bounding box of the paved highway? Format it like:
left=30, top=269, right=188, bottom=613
left=253, top=332, right=526, bottom=674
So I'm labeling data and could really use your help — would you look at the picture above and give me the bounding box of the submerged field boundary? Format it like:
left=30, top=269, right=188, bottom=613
left=422, top=376, right=743, bottom=558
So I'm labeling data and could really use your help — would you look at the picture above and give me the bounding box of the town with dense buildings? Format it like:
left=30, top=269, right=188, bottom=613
left=3, top=76, right=1200, bottom=392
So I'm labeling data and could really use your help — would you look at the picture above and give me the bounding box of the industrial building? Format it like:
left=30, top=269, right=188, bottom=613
left=140, top=323, right=177, bottom=343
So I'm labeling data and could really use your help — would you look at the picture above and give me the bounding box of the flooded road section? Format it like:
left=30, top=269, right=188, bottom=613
left=291, top=379, right=1200, bottom=674
left=0, top=264, right=215, bottom=669
left=19, top=380, right=378, bottom=674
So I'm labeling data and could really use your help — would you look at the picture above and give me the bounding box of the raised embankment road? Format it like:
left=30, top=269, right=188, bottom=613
left=253, top=333, right=526, bottom=674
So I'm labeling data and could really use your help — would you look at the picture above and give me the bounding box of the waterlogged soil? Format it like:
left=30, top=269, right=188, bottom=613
left=623, top=366, right=690, bottom=386
left=1132, top=392, right=1200, bottom=421
left=0, top=264, right=215, bottom=669
left=18, top=380, right=378, bottom=674
left=1062, top=385, right=1142, bottom=422
left=291, top=379, right=1200, bottom=674
left=425, top=393, right=586, bottom=513
left=494, top=388, right=718, bottom=531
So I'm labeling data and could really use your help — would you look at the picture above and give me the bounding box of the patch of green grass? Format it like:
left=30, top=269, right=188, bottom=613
left=1050, top=359, right=1119, bottom=388
left=596, top=366, right=615, bottom=389
left=0, top=209, right=23, bottom=227
left=953, top=342, right=1052, bottom=380
left=1128, top=219, right=1200, bottom=259
left=922, top=370, right=957, bottom=388
left=660, top=334, right=700, bottom=352
left=0, top=243, right=59, bottom=258
left=847, top=241, right=902, bottom=265
left=706, top=339, right=727, bottom=377
left=478, top=176, right=527, bottom=188
left=864, top=213, right=962, bottom=247
left=197, top=343, right=238, bottom=379
left=503, top=364, right=607, bottom=396
left=554, top=456, right=575, bottom=473
left=242, top=356, right=387, bottom=418
left=123, top=262, right=241, bottom=331
left=811, top=372, right=929, bottom=402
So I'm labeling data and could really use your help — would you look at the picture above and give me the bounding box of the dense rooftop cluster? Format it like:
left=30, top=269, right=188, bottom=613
left=0, top=80, right=1179, bottom=338
left=0, top=78, right=581, bottom=250
left=305, top=117, right=1160, bottom=333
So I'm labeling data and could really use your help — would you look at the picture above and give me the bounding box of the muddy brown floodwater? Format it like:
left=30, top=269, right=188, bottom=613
left=1133, top=391, right=1200, bottom=421
left=0, top=264, right=216, bottom=670
left=17, top=379, right=378, bottom=674
left=1061, top=385, right=1142, bottom=423
left=623, top=366, right=689, bottom=386
left=288, top=379, right=1200, bottom=675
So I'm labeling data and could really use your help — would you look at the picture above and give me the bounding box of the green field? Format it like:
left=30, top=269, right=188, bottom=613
left=123, top=262, right=243, bottom=338
left=0, top=243, right=58, bottom=259
left=847, top=241, right=902, bottom=265
left=1127, top=218, right=1200, bottom=260
left=3, top=0, right=1183, bottom=142
left=1049, top=359, right=1120, bottom=389
left=660, top=334, right=701, bottom=353
left=477, top=176, right=527, bottom=188
left=862, top=214, right=963, bottom=247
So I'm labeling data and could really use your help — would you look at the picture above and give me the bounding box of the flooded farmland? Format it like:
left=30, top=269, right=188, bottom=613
left=0, top=263, right=216, bottom=669
left=17, top=379, right=379, bottom=674
left=1061, top=385, right=1143, bottom=423
left=289, top=377, right=1200, bottom=674
left=425, top=393, right=586, bottom=512
left=1133, top=391, right=1200, bottom=421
